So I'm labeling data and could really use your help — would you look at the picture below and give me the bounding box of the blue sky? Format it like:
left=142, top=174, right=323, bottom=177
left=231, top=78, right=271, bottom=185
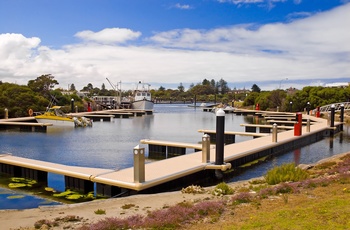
left=0, top=0, right=349, bottom=91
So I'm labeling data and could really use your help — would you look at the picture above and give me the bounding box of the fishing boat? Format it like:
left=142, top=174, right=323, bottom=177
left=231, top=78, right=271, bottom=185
left=35, top=106, right=92, bottom=127
left=131, top=81, right=154, bottom=110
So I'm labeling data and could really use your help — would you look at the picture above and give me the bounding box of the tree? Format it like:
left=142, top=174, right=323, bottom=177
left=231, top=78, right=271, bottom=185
left=217, top=78, right=230, bottom=94
left=0, top=83, right=49, bottom=117
left=70, top=84, right=76, bottom=91
left=178, top=83, right=185, bottom=92
left=27, top=74, right=59, bottom=98
left=251, top=84, right=261, bottom=93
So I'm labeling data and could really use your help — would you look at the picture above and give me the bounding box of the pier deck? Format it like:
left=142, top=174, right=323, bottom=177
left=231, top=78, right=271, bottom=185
left=0, top=114, right=339, bottom=196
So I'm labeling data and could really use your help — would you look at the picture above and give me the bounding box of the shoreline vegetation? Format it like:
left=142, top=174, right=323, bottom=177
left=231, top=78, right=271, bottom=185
left=1, top=152, right=350, bottom=229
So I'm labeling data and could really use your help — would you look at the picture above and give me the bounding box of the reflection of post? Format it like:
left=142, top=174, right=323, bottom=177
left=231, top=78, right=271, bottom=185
left=329, top=137, right=334, bottom=149
left=294, top=149, right=300, bottom=165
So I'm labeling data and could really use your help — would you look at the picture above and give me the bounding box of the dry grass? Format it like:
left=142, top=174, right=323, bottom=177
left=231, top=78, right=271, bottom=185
left=185, top=154, right=350, bottom=230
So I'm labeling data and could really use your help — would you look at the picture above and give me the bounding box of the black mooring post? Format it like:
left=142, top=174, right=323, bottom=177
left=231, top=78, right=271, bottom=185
left=71, top=98, right=74, bottom=113
left=340, top=104, right=344, bottom=131
left=215, top=108, right=225, bottom=166
left=330, top=104, right=335, bottom=128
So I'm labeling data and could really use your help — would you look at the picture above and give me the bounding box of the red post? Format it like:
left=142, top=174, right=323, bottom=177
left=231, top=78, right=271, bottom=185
left=87, top=102, right=92, bottom=112
left=316, top=106, right=320, bottom=117
left=255, top=103, right=260, bottom=110
left=294, top=112, right=302, bottom=136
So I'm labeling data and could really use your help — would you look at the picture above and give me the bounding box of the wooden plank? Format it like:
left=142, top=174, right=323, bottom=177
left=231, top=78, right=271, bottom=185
left=140, top=139, right=202, bottom=150
left=0, top=121, right=53, bottom=126
left=198, top=129, right=269, bottom=137
left=240, top=124, right=294, bottom=129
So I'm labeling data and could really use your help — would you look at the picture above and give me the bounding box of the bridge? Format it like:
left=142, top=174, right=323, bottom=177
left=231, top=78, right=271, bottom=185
left=314, top=102, right=350, bottom=113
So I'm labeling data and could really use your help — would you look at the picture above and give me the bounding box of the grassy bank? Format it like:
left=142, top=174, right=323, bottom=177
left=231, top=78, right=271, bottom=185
left=60, top=152, right=350, bottom=230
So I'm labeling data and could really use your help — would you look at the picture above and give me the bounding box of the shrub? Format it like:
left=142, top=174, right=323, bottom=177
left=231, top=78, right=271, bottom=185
left=94, top=209, right=106, bottom=215
left=181, top=185, right=206, bottom=194
left=212, top=182, right=234, bottom=196
left=264, top=163, right=309, bottom=185
left=231, top=192, right=253, bottom=205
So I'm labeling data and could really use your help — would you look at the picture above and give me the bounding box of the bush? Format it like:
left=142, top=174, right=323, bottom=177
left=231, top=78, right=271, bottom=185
left=264, top=163, right=309, bottom=185
left=212, top=182, right=234, bottom=196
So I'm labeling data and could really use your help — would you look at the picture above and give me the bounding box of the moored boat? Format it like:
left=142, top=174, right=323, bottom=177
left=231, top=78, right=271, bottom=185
left=131, top=81, right=154, bottom=110
left=35, top=106, right=92, bottom=127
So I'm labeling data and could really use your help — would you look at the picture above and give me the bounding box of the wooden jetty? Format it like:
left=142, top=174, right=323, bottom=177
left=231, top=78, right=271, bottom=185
left=0, top=112, right=342, bottom=197
left=0, top=117, right=53, bottom=132
left=0, top=108, right=152, bottom=132
left=240, top=123, right=294, bottom=133
left=140, top=139, right=203, bottom=159
left=197, top=129, right=268, bottom=144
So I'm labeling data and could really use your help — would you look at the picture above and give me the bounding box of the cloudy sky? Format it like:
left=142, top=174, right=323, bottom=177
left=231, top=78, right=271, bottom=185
left=0, top=0, right=349, bottom=91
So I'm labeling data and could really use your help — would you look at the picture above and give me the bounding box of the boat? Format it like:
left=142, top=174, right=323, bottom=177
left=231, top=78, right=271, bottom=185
left=211, top=104, right=235, bottom=113
left=131, top=81, right=154, bottom=110
left=35, top=106, right=92, bottom=127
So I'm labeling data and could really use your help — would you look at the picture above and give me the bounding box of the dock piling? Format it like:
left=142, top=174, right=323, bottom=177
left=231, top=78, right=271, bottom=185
left=272, top=123, right=278, bottom=142
left=134, top=145, right=145, bottom=183
left=215, top=109, right=225, bottom=166
left=202, top=134, right=210, bottom=163
left=306, top=119, right=311, bottom=132
left=340, top=104, right=344, bottom=131
left=330, top=104, right=335, bottom=128
left=5, top=108, right=8, bottom=119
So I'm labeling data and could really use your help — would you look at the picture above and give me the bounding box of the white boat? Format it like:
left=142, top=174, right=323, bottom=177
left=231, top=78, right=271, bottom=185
left=131, top=82, right=154, bottom=110
left=35, top=106, right=92, bottom=127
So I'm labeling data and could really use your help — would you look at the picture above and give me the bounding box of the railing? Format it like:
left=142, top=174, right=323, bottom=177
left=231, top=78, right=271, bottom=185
left=316, top=102, right=350, bottom=113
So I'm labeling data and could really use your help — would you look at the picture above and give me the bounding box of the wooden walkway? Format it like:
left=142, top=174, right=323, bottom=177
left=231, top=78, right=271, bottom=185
left=0, top=114, right=338, bottom=196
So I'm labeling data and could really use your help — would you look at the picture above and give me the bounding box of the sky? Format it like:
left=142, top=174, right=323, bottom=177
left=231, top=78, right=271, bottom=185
left=0, top=0, right=349, bottom=91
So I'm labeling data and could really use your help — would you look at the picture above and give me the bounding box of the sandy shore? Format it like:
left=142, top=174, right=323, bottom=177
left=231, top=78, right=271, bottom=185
left=0, top=186, right=225, bottom=230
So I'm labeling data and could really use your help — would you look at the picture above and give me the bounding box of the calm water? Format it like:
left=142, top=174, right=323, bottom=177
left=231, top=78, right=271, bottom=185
left=1, top=104, right=350, bottom=209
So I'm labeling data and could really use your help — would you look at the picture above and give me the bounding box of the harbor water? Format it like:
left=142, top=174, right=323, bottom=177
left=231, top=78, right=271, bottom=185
left=1, top=104, right=350, bottom=209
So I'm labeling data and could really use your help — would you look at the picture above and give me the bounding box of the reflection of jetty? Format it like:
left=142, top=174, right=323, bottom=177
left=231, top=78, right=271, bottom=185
left=0, top=110, right=343, bottom=198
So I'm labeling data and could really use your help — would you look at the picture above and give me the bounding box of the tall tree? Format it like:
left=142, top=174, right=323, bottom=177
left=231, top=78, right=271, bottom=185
left=70, top=83, right=76, bottom=91
left=27, top=74, right=59, bottom=98
left=178, top=83, right=185, bottom=92
left=251, top=84, right=261, bottom=93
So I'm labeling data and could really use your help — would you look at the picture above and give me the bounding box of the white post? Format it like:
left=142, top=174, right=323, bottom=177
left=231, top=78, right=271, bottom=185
left=134, top=145, right=145, bottom=183
left=306, top=119, right=310, bottom=132
left=272, top=123, right=278, bottom=142
left=202, top=134, right=210, bottom=163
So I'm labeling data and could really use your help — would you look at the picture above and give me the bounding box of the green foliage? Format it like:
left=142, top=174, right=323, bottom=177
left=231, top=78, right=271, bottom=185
left=181, top=185, right=206, bottom=194
left=264, top=163, right=309, bottom=185
left=0, top=82, right=49, bottom=117
left=94, top=209, right=106, bottom=215
left=27, top=74, right=58, bottom=99
left=212, top=182, right=234, bottom=196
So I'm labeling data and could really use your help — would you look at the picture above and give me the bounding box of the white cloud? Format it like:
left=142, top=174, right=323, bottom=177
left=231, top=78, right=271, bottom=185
left=0, top=4, right=349, bottom=91
left=173, top=3, right=192, bottom=9
left=75, top=28, right=141, bottom=44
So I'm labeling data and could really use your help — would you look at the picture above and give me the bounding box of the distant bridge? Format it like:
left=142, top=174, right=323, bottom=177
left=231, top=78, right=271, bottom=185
left=315, top=102, right=350, bottom=113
